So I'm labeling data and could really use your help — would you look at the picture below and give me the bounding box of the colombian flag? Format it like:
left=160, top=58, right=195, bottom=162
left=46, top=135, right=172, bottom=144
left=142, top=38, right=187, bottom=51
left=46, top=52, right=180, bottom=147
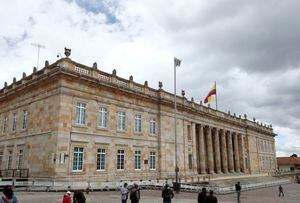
left=204, top=84, right=216, bottom=103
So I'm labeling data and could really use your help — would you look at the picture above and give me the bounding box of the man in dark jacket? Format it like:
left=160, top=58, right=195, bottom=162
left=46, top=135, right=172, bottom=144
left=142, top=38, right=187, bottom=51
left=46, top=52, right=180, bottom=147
left=130, top=183, right=140, bottom=203
left=235, top=181, right=241, bottom=203
left=205, top=190, right=218, bottom=203
left=161, top=184, right=174, bottom=203
left=197, top=187, right=207, bottom=203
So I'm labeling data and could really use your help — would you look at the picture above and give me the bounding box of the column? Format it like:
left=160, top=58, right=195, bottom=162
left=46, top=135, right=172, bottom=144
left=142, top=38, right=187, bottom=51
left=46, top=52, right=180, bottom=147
left=213, top=128, right=221, bottom=173
left=239, top=134, right=246, bottom=173
left=220, top=129, right=228, bottom=173
left=226, top=131, right=234, bottom=173
left=233, top=132, right=241, bottom=173
left=199, top=125, right=206, bottom=174
left=206, top=126, right=214, bottom=174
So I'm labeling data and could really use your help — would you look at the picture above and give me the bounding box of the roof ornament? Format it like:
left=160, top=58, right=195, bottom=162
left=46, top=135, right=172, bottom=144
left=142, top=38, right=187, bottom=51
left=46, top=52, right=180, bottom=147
left=181, top=90, right=185, bottom=97
left=22, top=72, right=26, bottom=79
left=129, top=75, right=133, bottom=81
left=64, top=47, right=71, bottom=58
left=158, top=81, right=163, bottom=89
left=112, top=69, right=116, bottom=76
left=45, top=60, right=49, bottom=67
left=144, top=81, right=148, bottom=87
left=92, top=62, right=97, bottom=69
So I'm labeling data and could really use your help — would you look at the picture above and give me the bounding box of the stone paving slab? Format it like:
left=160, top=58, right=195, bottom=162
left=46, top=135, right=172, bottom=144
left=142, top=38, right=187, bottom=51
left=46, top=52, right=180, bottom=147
left=15, top=183, right=300, bottom=203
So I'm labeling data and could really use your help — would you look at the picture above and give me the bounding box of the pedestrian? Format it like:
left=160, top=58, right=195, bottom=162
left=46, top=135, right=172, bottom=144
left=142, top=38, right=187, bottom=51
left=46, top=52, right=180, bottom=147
left=0, top=185, right=19, bottom=203
left=205, top=190, right=218, bottom=203
left=278, top=185, right=284, bottom=197
left=161, top=184, right=174, bottom=203
left=73, top=190, right=86, bottom=203
left=62, top=191, right=72, bottom=203
left=235, top=181, right=241, bottom=203
left=197, top=187, right=207, bottom=203
left=121, top=182, right=129, bottom=203
left=129, top=183, right=141, bottom=203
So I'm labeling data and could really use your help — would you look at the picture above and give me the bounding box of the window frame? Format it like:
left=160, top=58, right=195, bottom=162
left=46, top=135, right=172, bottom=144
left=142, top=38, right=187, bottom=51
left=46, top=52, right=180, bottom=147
left=22, top=110, right=28, bottom=130
left=149, top=117, right=156, bottom=135
left=72, top=147, right=84, bottom=172
left=75, top=102, right=86, bottom=126
left=117, top=149, right=125, bottom=170
left=135, top=114, right=142, bottom=133
left=98, top=107, right=108, bottom=128
left=149, top=151, right=156, bottom=170
left=134, top=150, right=141, bottom=170
left=117, top=112, right=126, bottom=131
left=96, top=148, right=106, bottom=171
left=12, top=112, right=17, bottom=132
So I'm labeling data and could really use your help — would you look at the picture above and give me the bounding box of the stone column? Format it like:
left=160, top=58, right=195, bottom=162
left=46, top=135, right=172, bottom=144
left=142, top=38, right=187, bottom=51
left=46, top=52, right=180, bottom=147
left=239, top=134, right=246, bottom=173
left=226, top=131, right=234, bottom=173
left=213, top=128, right=221, bottom=173
left=206, top=126, right=214, bottom=174
left=220, top=129, right=228, bottom=173
left=199, top=125, right=206, bottom=174
left=233, top=132, right=241, bottom=173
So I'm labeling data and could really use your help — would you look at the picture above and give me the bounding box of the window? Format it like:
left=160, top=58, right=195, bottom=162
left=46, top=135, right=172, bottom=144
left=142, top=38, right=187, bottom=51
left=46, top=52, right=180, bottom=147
left=17, top=149, right=24, bottom=169
left=188, top=154, right=193, bottom=170
left=117, top=112, right=125, bottom=130
left=75, top=102, right=86, bottom=125
left=22, top=110, right=28, bottom=130
left=117, top=150, right=125, bottom=170
left=98, top=107, right=107, bottom=128
left=135, top=151, right=141, bottom=170
left=149, top=118, right=156, bottom=134
left=2, top=115, right=8, bottom=133
left=73, top=147, right=83, bottom=171
left=0, top=151, right=3, bottom=169
left=150, top=151, right=156, bottom=170
left=135, top=114, right=142, bottom=133
left=12, top=113, right=17, bottom=131
left=187, top=125, right=191, bottom=141
left=7, top=150, right=13, bottom=169
left=96, top=148, right=106, bottom=171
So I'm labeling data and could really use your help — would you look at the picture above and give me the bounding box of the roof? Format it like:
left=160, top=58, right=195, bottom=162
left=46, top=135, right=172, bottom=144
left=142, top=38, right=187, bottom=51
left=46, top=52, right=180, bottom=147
left=277, top=157, right=300, bottom=165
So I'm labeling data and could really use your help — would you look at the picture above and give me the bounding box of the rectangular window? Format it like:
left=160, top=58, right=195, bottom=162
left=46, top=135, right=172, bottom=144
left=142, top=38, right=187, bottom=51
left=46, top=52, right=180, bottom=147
left=188, top=154, right=193, bottom=170
left=22, top=110, right=28, bottom=130
left=73, top=147, right=83, bottom=171
left=150, top=151, right=156, bottom=170
left=149, top=118, right=156, bottom=134
left=7, top=150, right=13, bottom=169
left=98, top=107, right=107, bottom=128
left=96, top=148, right=106, bottom=171
left=135, top=114, right=142, bottom=133
left=2, top=115, right=8, bottom=133
left=117, top=112, right=125, bottom=130
left=0, top=151, right=3, bottom=169
left=17, top=149, right=24, bottom=169
left=187, top=125, right=192, bottom=141
left=12, top=113, right=17, bottom=131
left=135, top=150, right=141, bottom=170
left=75, top=103, right=86, bottom=125
left=117, top=150, right=125, bottom=170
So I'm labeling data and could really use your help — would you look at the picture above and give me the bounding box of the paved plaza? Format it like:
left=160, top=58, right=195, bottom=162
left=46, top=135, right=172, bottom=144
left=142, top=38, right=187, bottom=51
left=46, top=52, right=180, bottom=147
left=16, top=183, right=299, bottom=203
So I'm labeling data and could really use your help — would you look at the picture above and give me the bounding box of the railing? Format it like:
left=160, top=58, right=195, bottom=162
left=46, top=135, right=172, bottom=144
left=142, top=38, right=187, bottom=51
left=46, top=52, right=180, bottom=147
left=0, top=169, right=29, bottom=178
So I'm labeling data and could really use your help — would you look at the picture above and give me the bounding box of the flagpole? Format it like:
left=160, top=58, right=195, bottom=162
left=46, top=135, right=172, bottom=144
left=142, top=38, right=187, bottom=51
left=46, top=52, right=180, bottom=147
left=215, top=81, right=218, bottom=110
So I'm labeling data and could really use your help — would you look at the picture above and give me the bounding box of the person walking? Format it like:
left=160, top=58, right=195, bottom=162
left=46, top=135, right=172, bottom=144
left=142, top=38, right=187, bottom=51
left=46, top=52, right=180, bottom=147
left=130, top=183, right=141, bottom=203
left=121, top=183, right=129, bottom=203
left=205, top=190, right=218, bottom=203
left=0, top=185, right=19, bottom=203
left=235, top=181, right=242, bottom=203
left=197, top=187, right=207, bottom=203
left=73, top=190, right=86, bottom=203
left=62, top=191, right=72, bottom=203
left=278, top=185, right=284, bottom=197
left=161, top=184, right=174, bottom=203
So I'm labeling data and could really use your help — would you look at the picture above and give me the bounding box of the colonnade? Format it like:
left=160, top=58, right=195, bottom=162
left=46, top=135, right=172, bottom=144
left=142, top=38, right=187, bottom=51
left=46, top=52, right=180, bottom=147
left=196, top=124, right=247, bottom=174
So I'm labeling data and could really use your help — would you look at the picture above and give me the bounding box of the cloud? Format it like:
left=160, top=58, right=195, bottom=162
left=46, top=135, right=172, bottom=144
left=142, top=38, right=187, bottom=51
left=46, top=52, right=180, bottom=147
left=0, top=0, right=300, bottom=156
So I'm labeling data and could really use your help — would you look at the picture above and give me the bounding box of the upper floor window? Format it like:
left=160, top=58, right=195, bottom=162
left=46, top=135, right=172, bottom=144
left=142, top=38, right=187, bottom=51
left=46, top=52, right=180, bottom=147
left=2, top=115, right=8, bottom=133
left=150, top=151, right=156, bottom=170
left=96, top=148, right=106, bottom=171
left=75, top=102, right=86, bottom=125
left=117, top=149, right=125, bottom=170
left=98, top=107, right=107, bottom=128
left=117, top=112, right=125, bottom=131
left=12, top=113, right=17, bottom=132
left=187, top=125, right=192, bottom=141
left=135, top=114, right=142, bottom=133
left=0, top=151, right=3, bottom=170
left=135, top=150, right=141, bottom=170
left=22, top=110, right=28, bottom=130
left=73, top=147, right=84, bottom=171
left=149, top=118, right=156, bottom=134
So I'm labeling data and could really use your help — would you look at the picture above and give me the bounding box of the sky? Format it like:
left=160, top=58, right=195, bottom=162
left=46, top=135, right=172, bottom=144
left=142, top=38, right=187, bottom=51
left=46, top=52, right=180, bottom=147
left=0, top=0, right=299, bottom=156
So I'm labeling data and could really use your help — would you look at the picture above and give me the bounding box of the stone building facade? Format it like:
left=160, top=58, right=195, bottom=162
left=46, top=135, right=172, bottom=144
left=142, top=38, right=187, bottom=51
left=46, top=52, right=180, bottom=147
left=0, top=55, right=277, bottom=183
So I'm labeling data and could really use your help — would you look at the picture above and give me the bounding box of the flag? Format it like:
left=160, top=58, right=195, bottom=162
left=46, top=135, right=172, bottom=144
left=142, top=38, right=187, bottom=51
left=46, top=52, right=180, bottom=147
left=204, top=84, right=216, bottom=103
left=174, top=57, right=181, bottom=67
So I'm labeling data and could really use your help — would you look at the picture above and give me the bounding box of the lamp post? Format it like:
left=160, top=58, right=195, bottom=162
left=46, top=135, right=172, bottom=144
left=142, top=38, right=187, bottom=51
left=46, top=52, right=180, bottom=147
left=174, top=57, right=181, bottom=193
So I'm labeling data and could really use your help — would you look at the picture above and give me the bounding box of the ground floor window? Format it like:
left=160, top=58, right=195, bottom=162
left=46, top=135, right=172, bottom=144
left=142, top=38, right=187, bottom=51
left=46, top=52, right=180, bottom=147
left=150, top=151, right=156, bottom=170
left=117, top=150, right=125, bottom=170
left=97, top=148, right=106, bottom=171
left=135, top=150, right=141, bottom=170
left=7, top=150, right=13, bottom=169
left=188, top=154, right=193, bottom=170
left=73, top=147, right=83, bottom=171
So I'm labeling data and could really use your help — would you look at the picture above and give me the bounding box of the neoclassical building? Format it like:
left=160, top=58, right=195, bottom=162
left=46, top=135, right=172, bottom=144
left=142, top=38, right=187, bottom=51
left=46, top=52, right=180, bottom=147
left=0, top=51, right=277, bottom=183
